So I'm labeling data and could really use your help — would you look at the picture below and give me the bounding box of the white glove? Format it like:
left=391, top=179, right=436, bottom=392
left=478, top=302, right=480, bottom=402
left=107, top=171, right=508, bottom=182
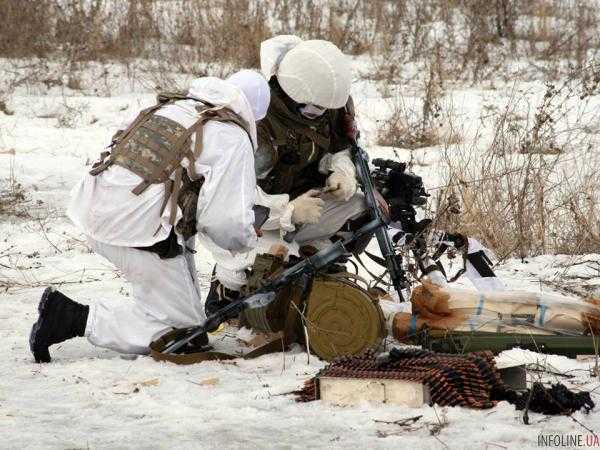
left=255, top=187, right=295, bottom=232
left=290, top=189, right=325, bottom=224
left=326, top=171, right=357, bottom=202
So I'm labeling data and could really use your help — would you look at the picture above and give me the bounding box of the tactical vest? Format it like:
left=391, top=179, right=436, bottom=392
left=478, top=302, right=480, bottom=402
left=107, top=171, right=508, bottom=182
left=89, top=93, right=252, bottom=240
left=256, top=82, right=355, bottom=199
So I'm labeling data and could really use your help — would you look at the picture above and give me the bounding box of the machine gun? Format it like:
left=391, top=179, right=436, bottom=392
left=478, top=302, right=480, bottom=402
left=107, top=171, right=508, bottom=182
left=356, top=155, right=501, bottom=292
left=163, top=143, right=409, bottom=354
left=163, top=216, right=384, bottom=354
left=352, top=152, right=446, bottom=287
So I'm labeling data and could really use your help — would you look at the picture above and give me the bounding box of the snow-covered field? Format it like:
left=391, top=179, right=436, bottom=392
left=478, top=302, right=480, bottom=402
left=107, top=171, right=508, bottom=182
left=2, top=63, right=600, bottom=449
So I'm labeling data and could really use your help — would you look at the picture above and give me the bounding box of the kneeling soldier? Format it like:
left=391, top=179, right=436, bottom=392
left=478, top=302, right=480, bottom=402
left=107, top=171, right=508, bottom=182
left=29, top=70, right=270, bottom=362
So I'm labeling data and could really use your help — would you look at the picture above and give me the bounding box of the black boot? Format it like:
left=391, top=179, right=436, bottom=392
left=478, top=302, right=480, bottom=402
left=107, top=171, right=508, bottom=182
left=204, top=277, right=240, bottom=317
left=29, top=287, right=89, bottom=363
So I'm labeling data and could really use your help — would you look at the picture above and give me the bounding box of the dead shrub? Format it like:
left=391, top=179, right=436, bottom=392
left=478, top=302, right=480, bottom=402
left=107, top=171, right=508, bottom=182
left=114, top=0, right=161, bottom=58
left=437, top=143, right=561, bottom=259
left=519, top=0, right=600, bottom=70
left=66, top=74, right=82, bottom=91
left=1, top=0, right=600, bottom=88
left=435, top=73, right=600, bottom=258
left=377, top=97, right=443, bottom=150
left=55, top=100, right=89, bottom=129
left=0, top=154, right=28, bottom=219
left=0, top=0, right=55, bottom=57
left=0, top=100, right=13, bottom=116
left=53, top=0, right=116, bottom=61
left=378, top=59, right=461, bottom=150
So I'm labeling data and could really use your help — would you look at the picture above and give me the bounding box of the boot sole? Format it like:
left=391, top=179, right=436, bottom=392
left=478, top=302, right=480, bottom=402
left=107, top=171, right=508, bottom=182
left=29, top=287, right=54, bottom=363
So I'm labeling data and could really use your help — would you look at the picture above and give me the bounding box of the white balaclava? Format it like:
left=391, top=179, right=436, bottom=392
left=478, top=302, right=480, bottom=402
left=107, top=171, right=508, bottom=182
left=260, top=35, right=352, bottom=109
left=227, top=69, right=271, bottom=121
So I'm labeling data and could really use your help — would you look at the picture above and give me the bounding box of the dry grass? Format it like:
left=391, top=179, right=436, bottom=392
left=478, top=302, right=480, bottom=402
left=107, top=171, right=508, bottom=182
left=377, top=57, right=463, bottom=150
left=434, top=67, right=600, bottom=258
left=0, top=154, right=28, bottom=219
left=1, top=1, right=598, bottom=82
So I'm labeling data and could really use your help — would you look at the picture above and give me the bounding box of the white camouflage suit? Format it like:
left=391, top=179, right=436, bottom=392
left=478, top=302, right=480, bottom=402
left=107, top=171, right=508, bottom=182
left=68, top=75, right=269, bottom=354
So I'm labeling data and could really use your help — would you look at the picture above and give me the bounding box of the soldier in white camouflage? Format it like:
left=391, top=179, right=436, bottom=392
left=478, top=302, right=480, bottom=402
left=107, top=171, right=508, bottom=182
left=29, top=71, right=270, bottom=362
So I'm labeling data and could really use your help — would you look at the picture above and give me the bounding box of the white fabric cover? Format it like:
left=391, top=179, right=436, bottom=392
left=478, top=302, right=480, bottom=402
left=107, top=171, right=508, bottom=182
left=260, top=35, right=303, bottom=80
left=464, top=238, right=505, bottom=292
left=278, top=40, right=352, bottom=109
left=255, top=187, right=295, bottom=233
left=68, top=77, right=257, bottom=253
left=260, top=35, right=352, bottom=109
left=227, top=69, right=271, bottom=121
left=187, top=76, right=258, bottom=148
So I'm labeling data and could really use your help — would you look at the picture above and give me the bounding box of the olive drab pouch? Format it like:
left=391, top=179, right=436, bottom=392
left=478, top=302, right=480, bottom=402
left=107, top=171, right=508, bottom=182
left=89, top=92, right=252, bottom=239
left=174, top=172, right=203, bottom=240
left=239, top=253, right=288, bottom=333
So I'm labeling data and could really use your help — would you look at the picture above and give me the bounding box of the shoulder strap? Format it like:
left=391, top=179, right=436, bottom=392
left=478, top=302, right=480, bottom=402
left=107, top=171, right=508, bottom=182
left=184, top=104, right=253, bottom=172
left=162, top=104, right=252, bottom=227
left=156, top=91, right=199, bottom=104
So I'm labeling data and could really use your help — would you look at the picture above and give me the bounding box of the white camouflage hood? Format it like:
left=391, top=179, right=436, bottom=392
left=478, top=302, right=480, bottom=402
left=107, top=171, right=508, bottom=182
left=187, top=77, right=258, bottom=149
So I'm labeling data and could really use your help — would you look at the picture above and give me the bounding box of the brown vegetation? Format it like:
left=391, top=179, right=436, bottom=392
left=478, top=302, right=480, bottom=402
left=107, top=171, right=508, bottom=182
left=0, top=1, right=598, bottom=79
left=434, top=65, right=600, bottom=258
left=0, top=154, right=28, bottom=218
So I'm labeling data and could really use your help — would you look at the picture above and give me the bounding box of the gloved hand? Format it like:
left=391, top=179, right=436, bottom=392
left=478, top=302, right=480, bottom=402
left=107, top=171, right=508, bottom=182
left=326, top=171, right=357, bottom=202
left=290, top=189, right=325, bottom=224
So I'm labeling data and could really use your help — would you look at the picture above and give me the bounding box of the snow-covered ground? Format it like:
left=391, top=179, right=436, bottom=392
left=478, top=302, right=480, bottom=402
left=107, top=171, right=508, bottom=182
left=2, top=63, right=600, bottom=449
